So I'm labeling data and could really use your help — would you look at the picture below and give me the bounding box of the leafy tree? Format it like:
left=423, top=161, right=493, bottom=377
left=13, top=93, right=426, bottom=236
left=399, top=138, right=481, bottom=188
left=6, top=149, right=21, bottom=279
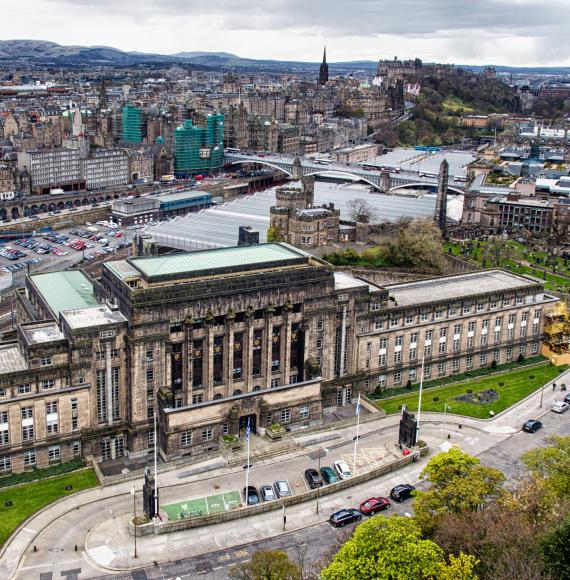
left=381, top=218, right=444, bottom=272
left=321, top=516, right=452, bottom=580
left=229, top=549, right=301, bottom=580
left=437, top=553, right=479, bottom=580
left=483, top=236, right=513, bottom=267
left=522, top=435, right=570, bottom=497
left=267, top=226, right=283, bottom=243
left=539, top=515, right=570, bottom=580
left=414, top=447, right=505, bottom=535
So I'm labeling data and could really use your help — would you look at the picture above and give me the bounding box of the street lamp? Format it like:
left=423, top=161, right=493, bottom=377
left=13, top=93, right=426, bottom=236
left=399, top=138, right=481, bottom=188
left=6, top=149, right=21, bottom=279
left=316, top=446, right=322, bottom=515
left=539, top=382, right=545, bottom=408
left=131, top=486, right=137, bottom=559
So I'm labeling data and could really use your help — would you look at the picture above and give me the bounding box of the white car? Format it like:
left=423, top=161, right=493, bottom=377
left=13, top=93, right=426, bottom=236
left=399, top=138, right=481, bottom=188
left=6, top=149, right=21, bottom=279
left=552, top=400, right=570, bottom=414
left=334, top=459, right=352, bottom=480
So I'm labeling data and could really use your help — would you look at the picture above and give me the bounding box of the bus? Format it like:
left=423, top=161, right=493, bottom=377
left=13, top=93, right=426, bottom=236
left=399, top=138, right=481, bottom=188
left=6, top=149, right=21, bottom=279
left=315, top=158, right=333, bottom=166
left=225, top=148, right=241, bottom=154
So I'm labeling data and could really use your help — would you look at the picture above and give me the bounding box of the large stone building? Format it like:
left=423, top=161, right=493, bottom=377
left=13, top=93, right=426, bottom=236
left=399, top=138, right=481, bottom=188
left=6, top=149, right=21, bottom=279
left=82, top=148, right=129, bottom=191
left=0, top=244, right=556, bottom=473
left=17, top=148, right=84, bottom=194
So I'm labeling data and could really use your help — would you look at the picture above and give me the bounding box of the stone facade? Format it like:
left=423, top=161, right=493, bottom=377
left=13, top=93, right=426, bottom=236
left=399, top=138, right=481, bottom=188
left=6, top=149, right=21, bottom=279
left=0, top=243, right=557, bottom=473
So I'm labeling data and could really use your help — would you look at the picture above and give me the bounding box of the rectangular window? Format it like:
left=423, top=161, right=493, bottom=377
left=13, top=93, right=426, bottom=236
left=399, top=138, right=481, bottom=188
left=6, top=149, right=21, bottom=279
left=147, top=406, right=154, bottom=419
left=252, top=330, right=263, bottom=377
left=0, top=454, right=11, bottom=471
left=408, top=367, right=416, bottom=382
left=477, top=303, right=485, bottom=313
left=100, top=330, right=115, bottom=338
left=96, top=369, right=106, bottom=423
left=420, top=312, right=429, bottom=322
left=17, top=384, right=31, bottom=395
left=390, top=318, right=399, bottom=328
left=378, top=353, right=387, bottom=366
left=0, top=411, right=9, bottom=446
left=181, top=431, right=193, bottom=447
left=409, top=348, right=417, bottom=361
left=395, top=335, right=403, bottom=346
left=233, top=332, right=244, bottom=380
left=452, top=358, right=460, bottom=372
left=438, top=361, right=446, bottom=376
left=519, top=344, right=526, bottom=355
left=378, top=374, right=386, bottom=388
left=454, top=324, right=462, bottom=335
left=480, top=352, right=487, bottom=365
left=170, top=322, right=183, bottom=333
left=72, top=441, right=81, bottom=457
left=435, top=310, right=443, bottom=319
left=317, top=320, right=324, bottom=331
left=281, top=408, right=291, bottom=423
left=449, top=308, right=457, bottom=317
left=192, top=339, right=203, bottom=388
left=370, top=302, right=380, bottom=311
left=516, top=296, right=524, bottom=305
left=40, top=379, right=55, bottom=390
left=146, top=367, right=154, bottom=383
left=147, top=430, right=155, bottom=448
left=531, top=342, right=539, bottom=354
left=48, top=445, right=60, bottom=462
left=452, top=339, right=460, bottom=352
left=23, top=449, right=36, bottom=467
left=146, top=349, right=154, bottom=362
left=468, top=321, right=476, bottom=332
left=394, top=370, right=402, bottom=385
left=425, top=330, right=433, bottom=341
left=424, top=344, right=432, bottom=356
left=393, top=351, right=402, bottom=364
left=223, top=423, right=229, bottom=435
left=271, top=378, right=280, bottom=388
left=202, top=425, right=213, bottom=442
left=316, top=338, right=323, bottom=350
left=490, top=301, right=497, bottom=310
left=480, top=333, right=488, bottom=346
left=438, top=341, right=446, bottom=354
left=463, top=304, right=471, bottom=314
left=466, top=355, right=474, bottom=369
left=507, top=347, right=513, bottom=361
left=503, top=298, right=512, bottom=307
left=271, top=327, right=281, bottom=372
left=532, top=322, right=539, bottom=335
left=299, top=404, right=309, bottom=420
left=192, top=394, right=203, bottom=405
left=405, top=314, right=414, bottom=325
left=374, top=321, right=384, bottom=331
left=46, top=401, right=58, bottom=435
left=40, top=356, right=52, bottom=366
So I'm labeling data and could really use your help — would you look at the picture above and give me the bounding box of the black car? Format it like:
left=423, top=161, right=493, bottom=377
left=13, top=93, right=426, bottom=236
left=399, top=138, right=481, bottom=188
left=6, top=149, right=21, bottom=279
left=305, top=468, right=323, bottom=489
left=522, top=419, right=543, bottom=433
left=390, top=484, right=416, bottom=502
left=243, top=485, right=260, bottom=506
left=330, top=508, right=362, bottom=527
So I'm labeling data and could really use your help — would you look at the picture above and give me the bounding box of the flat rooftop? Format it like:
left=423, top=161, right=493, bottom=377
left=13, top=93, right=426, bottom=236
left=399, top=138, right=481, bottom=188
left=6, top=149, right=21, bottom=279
left=22, top=322, right=64, bottom=344
left=334, top=272, right=382, bottom=293
left=30, top=271, right=99, bottom=318
left=385, top=270, right=537, bottom=307
left=158, top=190, right=212, bottom=203
left=124, top=243, right=311, bottom=282
left=0, top=344, right=28, bottom=374
left=61, top=305, right=127, bottom=329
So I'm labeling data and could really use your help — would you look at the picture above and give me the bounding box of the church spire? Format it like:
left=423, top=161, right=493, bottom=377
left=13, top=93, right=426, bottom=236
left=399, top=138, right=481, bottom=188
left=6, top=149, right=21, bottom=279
left=318, top=46, right=329, bottom=86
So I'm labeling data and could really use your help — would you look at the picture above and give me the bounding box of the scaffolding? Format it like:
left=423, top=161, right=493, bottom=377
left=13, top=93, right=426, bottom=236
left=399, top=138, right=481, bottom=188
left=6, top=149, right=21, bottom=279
left=122, top=103, right=143, bottom=143
left=174, top=113, right=224, bottom=175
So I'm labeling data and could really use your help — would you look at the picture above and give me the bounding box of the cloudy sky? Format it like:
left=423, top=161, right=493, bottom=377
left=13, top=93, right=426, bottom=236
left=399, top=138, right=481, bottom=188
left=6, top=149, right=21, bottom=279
left=4, top=0, right=570, bottom=66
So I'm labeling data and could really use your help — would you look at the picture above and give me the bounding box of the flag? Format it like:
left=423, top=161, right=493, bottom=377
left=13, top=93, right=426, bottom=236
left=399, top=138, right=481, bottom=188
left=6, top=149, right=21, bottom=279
left=355, top=393, right=361, bottom=416
left=246, top=417, right=251, bottom=442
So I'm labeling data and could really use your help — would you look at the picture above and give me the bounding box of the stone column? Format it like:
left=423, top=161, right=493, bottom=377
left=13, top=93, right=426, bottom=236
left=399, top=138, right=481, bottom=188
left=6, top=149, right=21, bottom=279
left=282, top=311, right=292, bottom=386
left=245, top=315, right=254, bottom=389
left=264, top=311, right=274, bottom=389
left=204, top=322, right=214, bottom=401
left=226, top=319, right=234, bottom=395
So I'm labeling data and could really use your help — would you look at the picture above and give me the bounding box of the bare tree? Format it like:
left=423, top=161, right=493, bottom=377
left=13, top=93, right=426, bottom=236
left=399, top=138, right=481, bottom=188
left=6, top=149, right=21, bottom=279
left=348, top=198, right=376, bottom=224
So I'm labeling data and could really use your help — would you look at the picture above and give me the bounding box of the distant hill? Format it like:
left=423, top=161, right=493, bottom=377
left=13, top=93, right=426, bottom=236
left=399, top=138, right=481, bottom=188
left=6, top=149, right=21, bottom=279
left=173, top=51, right=238, bottom=59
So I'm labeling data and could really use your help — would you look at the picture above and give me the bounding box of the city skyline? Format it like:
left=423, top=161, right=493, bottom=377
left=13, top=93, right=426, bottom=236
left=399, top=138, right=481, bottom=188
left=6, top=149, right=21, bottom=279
left=3, top=0, right=570, bottom=67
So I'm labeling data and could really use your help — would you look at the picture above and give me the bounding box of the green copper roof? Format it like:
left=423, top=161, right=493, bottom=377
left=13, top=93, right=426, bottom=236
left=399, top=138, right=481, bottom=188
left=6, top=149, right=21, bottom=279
left=30, top=271, right=99, bottom=317
left=129, top=243, right=306, bottom=281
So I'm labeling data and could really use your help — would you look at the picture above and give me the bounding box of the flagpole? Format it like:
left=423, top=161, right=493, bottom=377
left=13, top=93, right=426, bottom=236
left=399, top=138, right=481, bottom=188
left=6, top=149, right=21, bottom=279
left=416, top=354, right=425, bottom=443
left=245, top=418, right=250, bottom=505
left=353, top=393, right=361, bottom=475
left=153, top=411, right=158, bottom=518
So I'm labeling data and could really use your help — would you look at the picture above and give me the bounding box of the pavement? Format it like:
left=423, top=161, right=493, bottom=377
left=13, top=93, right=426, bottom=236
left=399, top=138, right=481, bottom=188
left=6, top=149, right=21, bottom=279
left=3, top=367, right=570, bottom=580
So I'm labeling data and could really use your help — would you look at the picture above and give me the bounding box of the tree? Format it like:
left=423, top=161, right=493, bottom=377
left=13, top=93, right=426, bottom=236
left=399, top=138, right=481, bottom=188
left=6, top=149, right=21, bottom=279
left=539, top=515, right=570, bottom=580
left=229, top=549, right=301, bottom=580
left=267, top=226, right=283, bottom=243
left=483, top=236, right=513, bottom=267
left=522, top=435, right=570, bottom=497
left=320, top=516, right=474, bottom=580
left=414, top=448, right=505, bottom=535
left=347, top=198, right=375, bottom=224
left=381, top=218, right=444, bottom=272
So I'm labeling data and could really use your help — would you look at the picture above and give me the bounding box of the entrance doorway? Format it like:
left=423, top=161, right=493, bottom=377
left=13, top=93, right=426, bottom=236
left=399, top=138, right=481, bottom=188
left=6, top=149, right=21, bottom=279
left=239, top=414, right=257, bottom=437
left=336, top=385, right=353, bottom=407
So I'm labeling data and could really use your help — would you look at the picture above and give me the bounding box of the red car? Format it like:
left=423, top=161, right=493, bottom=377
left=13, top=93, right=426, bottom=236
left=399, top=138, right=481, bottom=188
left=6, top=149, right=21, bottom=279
left=359, top=497, right=391, bottom=516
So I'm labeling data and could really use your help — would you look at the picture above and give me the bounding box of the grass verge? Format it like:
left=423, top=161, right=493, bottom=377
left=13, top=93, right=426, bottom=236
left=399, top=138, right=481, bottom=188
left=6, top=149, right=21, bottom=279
left=376, top=364, right=568, bottom=419
left=0, top=468, right=99, bottom=546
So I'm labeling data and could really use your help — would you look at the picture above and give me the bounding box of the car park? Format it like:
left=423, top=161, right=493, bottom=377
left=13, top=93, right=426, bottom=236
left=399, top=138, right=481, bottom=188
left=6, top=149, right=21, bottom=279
left=334, top=459, right=352, bottom=480
left=329, top=509, right=362, bottom=527
left=304, top=468, right=323, bottom=489
left=359, top=497, right=391, bottom=515
left=552, top=400, right=570, bottom=414
left=390, top=484, right=416, bottom=502
left=320, top=466, right=338, bottom=484
left=260, top=485, right=276, bottom=501
left=243, top=485, right=260, bottom=506
left=274, top=480, right=292, bottom=498
left=522, top=419, right=543, bottom=433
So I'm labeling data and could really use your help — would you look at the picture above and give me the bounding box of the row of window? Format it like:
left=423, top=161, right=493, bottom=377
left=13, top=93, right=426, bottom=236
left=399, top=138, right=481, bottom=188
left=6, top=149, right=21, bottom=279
left=372, top=343, right=538, bottom=388
left=372, top=303, right=541, bottom=329
left=0, top=441, right=81, bottom=472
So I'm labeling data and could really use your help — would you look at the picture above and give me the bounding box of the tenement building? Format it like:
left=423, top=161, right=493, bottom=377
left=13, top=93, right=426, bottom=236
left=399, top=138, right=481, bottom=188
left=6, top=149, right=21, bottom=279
left=0, top=244, right=556, bottom=473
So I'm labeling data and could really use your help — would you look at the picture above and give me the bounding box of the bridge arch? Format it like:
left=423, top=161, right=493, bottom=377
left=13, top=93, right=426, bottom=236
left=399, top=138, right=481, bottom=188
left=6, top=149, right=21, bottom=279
left=302, top=169, right=383, bottom=191
left=226, top=160, right=293, bottom=177
left=11, top=207, right=19, bottom=220
left=387, top=182, right=464, bottom=196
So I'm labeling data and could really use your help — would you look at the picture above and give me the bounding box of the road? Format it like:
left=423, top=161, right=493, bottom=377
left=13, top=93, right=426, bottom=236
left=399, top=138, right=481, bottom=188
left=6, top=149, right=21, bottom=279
left=5, top=375, right=569, bottom=580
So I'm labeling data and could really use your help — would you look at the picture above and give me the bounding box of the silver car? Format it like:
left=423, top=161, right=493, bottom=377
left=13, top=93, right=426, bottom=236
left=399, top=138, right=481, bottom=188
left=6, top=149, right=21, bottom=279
left=274, top=480, right=292, bottom=498
left=260, top=485, right=276, bottom=501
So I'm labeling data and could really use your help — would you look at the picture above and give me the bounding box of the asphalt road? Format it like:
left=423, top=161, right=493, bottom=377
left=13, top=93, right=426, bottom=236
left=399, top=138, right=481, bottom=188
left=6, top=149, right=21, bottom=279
left=88, top=412, right=570, bottom=580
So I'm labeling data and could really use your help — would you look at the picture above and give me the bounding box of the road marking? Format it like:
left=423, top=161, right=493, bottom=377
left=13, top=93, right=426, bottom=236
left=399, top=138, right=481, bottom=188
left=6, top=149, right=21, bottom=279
left=22, top=527, right=36, bottom=534
left=234, top=549, right=249, bottom=558
left=212, top=566, right=223, bottom=570
left=218, top=554, right=231, bottom=561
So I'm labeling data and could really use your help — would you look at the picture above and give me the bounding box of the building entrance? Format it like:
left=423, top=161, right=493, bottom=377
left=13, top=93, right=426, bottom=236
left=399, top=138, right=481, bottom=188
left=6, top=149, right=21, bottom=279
left=239, top=413, right=257, bottom=437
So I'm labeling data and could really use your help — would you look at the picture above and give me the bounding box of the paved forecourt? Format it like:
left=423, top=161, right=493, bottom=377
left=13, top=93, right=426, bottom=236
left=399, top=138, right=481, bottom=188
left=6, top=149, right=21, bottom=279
left=162, top=490, right=242, bottom=520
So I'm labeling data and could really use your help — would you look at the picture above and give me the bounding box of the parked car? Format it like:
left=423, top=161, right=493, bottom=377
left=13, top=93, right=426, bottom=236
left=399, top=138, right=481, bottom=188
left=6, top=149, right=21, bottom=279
left=260, top=485, right=276, bottom=501
left=274, top=480, right=292, bottom=498
left=564, top=393, right=570, bottom=405
left=329, top=508, right=362, bottom=528
left=390, top=484, right=416, bottom=502
left=304, top=468, right=323, bottom=489
left=243, top=485, right=260, bottom=506
left=320, top=466, right=339, bottom=484
left=552, top=401, right=570, bottom=414
left=522, top=419, right=543, bottom=433
left=334, top=459, right=352, bottom=480
left=359, top=497, right=391, bottom=516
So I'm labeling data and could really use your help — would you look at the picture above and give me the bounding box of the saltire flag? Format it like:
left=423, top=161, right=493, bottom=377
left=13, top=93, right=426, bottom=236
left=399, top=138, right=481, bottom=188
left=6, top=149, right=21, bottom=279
left=355, top=393, right=361, bottom=416
left=246, top=417, right=251, bottom=441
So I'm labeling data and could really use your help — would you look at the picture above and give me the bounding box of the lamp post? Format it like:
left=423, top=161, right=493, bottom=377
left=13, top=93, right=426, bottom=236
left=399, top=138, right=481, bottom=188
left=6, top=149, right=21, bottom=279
left=316, top=446, right=322, bottom=515
left=539, top=382, right=545, bottom=408
left=130, top=486, right=137, bottom=559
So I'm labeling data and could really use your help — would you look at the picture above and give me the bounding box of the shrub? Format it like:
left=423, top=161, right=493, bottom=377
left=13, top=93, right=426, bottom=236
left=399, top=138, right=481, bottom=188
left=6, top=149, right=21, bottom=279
left=405, top=380, right=413, bottom=390
left=417, top=440, right=427, bottom=448
left=0, top=458, right=85, bottom=489
left=491, top=360, right=497, bottom=369
left=518, top=353, right=525, bottom=362
left=432, top=397, right=439, bottom=402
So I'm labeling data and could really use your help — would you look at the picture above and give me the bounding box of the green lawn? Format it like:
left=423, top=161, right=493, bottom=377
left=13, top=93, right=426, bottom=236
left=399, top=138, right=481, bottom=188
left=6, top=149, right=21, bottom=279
left=0, top=468, right=98, bottom=546
left=162, top=490, right=242, bottom=521
left=376, top=364, right=567, bottom=418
